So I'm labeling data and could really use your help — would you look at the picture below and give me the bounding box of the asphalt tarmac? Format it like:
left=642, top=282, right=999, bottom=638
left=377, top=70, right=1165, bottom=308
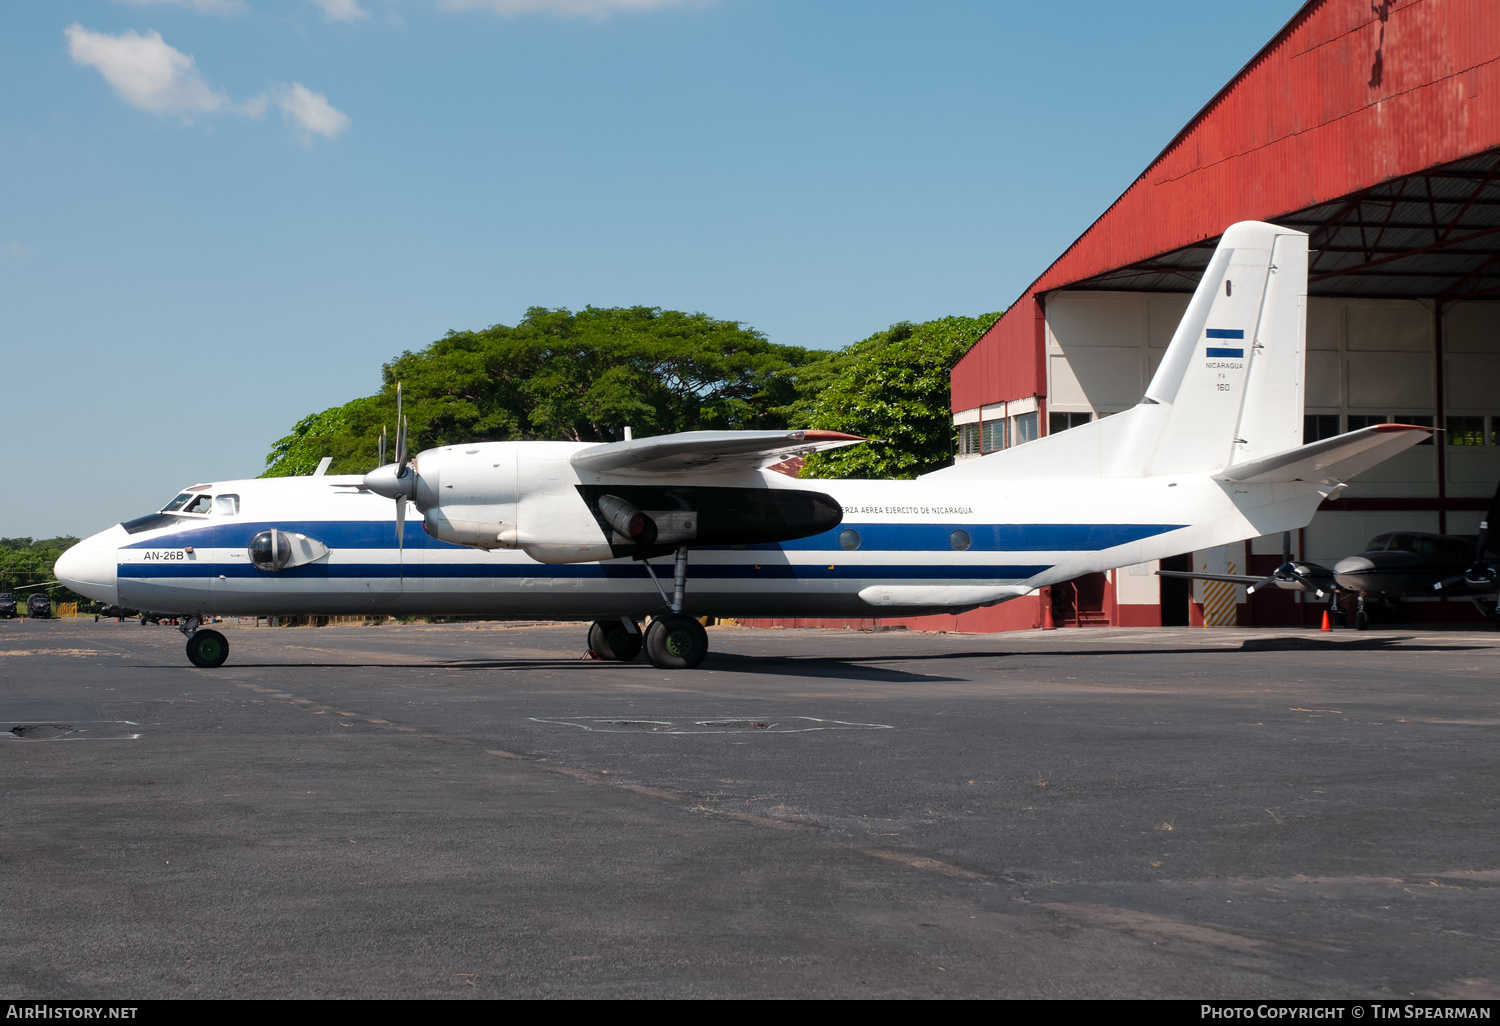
left=1, top=618, right=1497, bottom=999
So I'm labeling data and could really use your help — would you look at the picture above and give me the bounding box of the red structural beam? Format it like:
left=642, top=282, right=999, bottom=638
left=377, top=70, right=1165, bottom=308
left=954, top=0, right=1500, bottom=412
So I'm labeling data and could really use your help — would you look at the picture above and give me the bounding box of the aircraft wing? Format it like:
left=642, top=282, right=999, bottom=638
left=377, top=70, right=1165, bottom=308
left=570, top=430, right=864, bottom=476
left=1216, top=424, right=1432, bottom=485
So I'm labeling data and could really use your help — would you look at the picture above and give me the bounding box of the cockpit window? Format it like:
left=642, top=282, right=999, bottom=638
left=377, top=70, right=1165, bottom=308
left=1366, top=534, right=1391, bottom=552
left=182, top=494, right=214, bottom=515
left=1389, top=534, right=1416, bottom=553
left=161, top=493, right=193, bottom=512
left=213, top=494, right=240, bottom=516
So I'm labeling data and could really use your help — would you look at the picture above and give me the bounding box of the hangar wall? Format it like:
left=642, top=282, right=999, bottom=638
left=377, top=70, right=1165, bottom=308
left=962, top=293, right=1500, bottom=627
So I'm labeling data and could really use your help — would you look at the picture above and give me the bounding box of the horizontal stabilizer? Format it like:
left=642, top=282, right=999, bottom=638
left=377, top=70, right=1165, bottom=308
left=1214, top=424, right=1432, bottom=485
left=571, top=430, right=863, bottom=476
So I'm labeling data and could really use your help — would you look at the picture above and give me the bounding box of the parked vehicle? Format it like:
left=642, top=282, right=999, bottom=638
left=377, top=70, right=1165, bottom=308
left=0, top=593, right=16, bottom=618
left=26, top=593, right=52, bottom=618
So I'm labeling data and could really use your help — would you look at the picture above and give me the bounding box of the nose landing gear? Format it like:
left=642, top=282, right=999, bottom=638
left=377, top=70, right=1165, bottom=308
left=180, top=616, right=230, bottom=668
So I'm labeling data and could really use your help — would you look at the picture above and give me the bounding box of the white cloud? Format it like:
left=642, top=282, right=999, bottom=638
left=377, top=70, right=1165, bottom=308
left=66, top=24, right=231, bottom=117
left=441, top=0, right=707, bottom=19
left=310, top=0, right=368, bottom=22
left=66, top=25, right=346, bottom=143
left=273, top=82, right=351, bottom=142
left=114, top=0, right=249, bottom=16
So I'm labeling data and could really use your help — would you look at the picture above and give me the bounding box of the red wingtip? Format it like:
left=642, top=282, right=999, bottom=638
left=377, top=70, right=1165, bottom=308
left=793, top=430, right=866, bottom=442
left=1372, top=423, right=1435, bottom=433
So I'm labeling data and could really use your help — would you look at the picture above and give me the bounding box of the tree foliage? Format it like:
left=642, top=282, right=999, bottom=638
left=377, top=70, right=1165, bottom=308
left=265, top=306, right=819, bottom=477
left=262, top=304, right=1000, bottom=481
left=0, top=537, right=84, bottom=606
left=798, top=313, right=1001, bottom=480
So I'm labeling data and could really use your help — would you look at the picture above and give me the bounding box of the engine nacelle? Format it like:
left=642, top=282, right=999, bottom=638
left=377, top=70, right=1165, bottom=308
left=422, top=509, right=519, bottom=550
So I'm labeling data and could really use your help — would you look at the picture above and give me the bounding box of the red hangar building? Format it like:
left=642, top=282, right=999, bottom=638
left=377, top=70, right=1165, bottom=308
left=934, top=0, right=1500, bottom=633
left=759, top=0, right=1500, bottom=635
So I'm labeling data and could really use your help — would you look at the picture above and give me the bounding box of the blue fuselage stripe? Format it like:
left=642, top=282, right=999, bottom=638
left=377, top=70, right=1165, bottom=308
left=122, top=562, right=1055, bottom=581
left=124, top=520, right=1185, bottom=553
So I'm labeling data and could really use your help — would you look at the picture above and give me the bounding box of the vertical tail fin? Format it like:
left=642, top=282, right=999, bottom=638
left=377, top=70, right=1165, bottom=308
left=926, top=220, right=1308, bottom=483
left=1134, top=221, right=1307, bottom=476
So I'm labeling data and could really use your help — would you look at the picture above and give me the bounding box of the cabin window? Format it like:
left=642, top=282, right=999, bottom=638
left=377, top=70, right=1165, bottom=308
left=213, top=494, right=240, bottom=515
left=838, top=529, right=861, bottom=551
left=949, top=530, right=972, bottom=551
left=161, top=493, right=193, bottom=512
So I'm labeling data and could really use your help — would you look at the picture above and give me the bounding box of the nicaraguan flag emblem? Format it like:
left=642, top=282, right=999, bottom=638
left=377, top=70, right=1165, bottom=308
left=1206, top=328, right=1244, bottom=358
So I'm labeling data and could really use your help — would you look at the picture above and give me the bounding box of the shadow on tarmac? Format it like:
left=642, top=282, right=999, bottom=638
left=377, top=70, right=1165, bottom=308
left=138, top=633, right=1485, bottom=678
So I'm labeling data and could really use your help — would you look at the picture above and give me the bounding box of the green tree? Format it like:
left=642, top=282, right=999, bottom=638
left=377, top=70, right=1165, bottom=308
left=0, top=537, right=85, bottom=608
left=264, top=306, right=823, bottom=477
left=798, top=313, right=1001, bottom=480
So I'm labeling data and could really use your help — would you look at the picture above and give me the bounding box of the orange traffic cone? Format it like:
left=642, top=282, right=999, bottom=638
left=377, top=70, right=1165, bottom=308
left=1320, top=609, right=1332, bottom=632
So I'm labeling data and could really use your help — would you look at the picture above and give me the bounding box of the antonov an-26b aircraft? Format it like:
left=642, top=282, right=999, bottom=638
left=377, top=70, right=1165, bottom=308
left=57, top=222, right=1432, bottom=670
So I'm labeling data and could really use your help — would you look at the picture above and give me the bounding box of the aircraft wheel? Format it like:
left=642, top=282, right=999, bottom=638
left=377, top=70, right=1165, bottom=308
left=588, top=619, right=642, bottom=662
left=1355, top=610, right=1369, bottom=631
left=186, top=629, right=229, bottom=668
left=644, top=615, right=708, bottom=670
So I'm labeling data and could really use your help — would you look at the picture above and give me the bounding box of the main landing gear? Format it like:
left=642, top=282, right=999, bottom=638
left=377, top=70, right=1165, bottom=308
left=180, top=616, right=230, bottom=668
left=587, top=545, right=711, bottom=670
left=587, top=615, right=709, bottom=670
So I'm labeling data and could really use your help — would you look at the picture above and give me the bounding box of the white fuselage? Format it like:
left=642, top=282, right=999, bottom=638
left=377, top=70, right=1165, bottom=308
left=57, top=440, right=1326, bottom=621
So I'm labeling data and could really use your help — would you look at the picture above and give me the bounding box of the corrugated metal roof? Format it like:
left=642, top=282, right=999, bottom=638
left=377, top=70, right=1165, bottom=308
left=953, top=0, right=1500, bottom=409
left=1075, top=149, right=1500, bottom=298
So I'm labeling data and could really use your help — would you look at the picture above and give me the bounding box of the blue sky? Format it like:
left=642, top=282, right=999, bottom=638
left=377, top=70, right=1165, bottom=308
left=1, top=0, right=1302, bottom=538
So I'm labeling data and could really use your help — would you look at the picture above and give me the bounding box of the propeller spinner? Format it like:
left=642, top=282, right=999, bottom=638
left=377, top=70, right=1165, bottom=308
left=1246, top=531, right=1327, bottom=598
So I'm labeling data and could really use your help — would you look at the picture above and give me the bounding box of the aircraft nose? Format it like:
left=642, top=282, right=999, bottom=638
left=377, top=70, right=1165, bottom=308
left=1333, top=556, right=1375, bottom=575
left=55, top=528, right=122, bottom=605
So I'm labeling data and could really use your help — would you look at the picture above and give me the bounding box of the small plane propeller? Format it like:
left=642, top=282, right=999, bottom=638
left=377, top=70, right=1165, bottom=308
left=1434, top=479, right=1500, bottom=594
left=1246, top=531, right=1327, bottom=598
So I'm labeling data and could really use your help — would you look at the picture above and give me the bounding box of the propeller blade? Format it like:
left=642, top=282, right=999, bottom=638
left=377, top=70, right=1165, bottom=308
left=1475, top=479, right=1500, bottom=562
left=1246, top=574, right=1280, bottom=595
left=379, top=425, right=387, bottom=466
left=394, top=384, right=407, bottom=469
left=1434, top=573, right=1467, bottom=592
left=1282, top=531, right=1292, bottom=565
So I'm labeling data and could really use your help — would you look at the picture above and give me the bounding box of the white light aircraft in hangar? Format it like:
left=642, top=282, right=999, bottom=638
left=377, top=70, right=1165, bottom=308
left=57, top=222, right=1434, bottom=670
